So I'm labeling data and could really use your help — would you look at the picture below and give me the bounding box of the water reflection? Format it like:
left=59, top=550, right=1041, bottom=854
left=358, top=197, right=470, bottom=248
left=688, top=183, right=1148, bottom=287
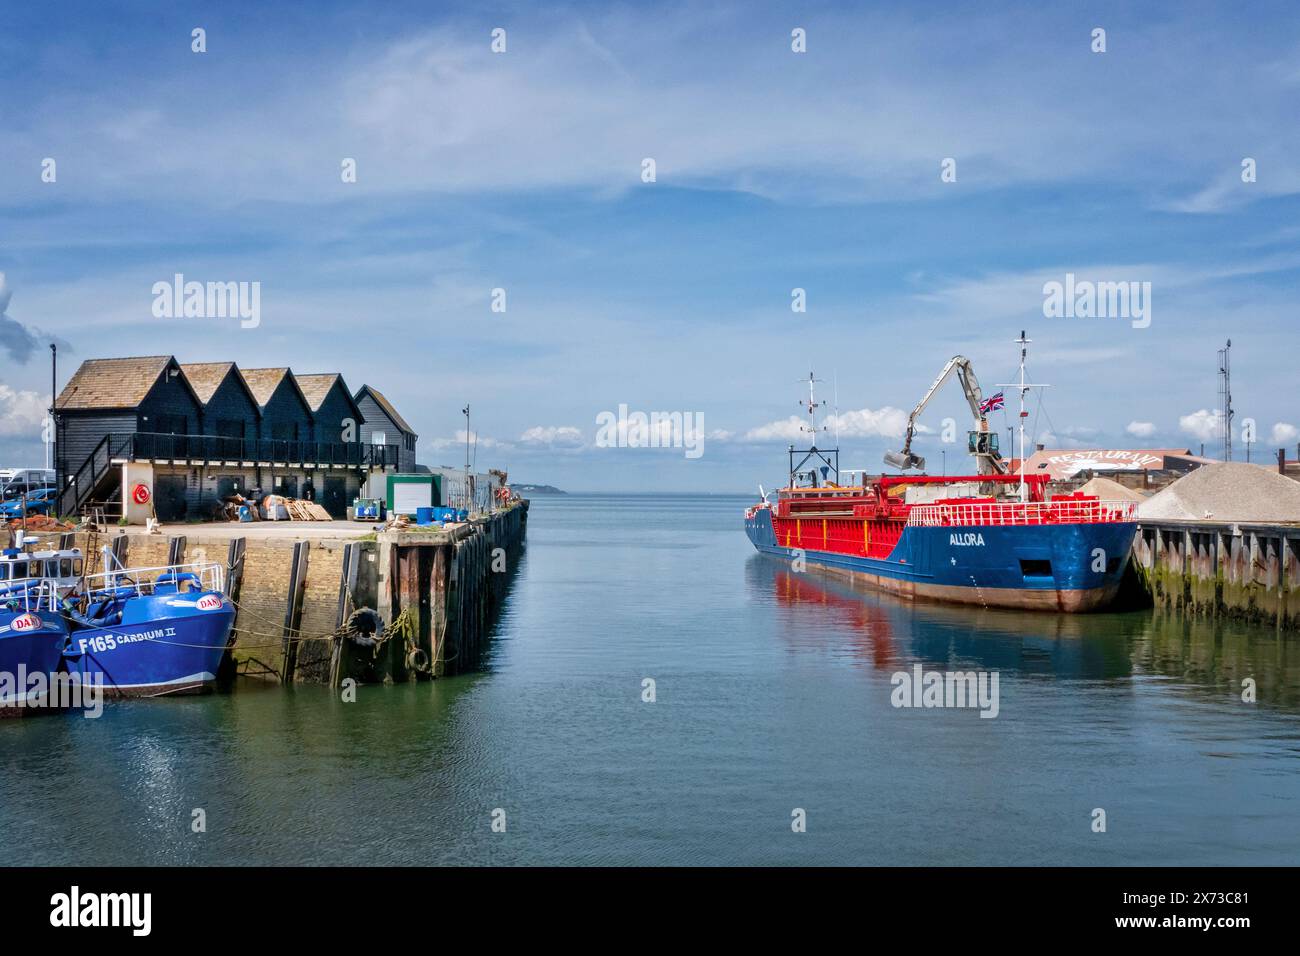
left=747, top=554, right=1300, bottom=713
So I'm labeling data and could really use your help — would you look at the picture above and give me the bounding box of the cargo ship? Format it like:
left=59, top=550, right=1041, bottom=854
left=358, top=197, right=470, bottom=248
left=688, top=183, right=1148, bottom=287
left=744, top=334, right=1139, bottom=611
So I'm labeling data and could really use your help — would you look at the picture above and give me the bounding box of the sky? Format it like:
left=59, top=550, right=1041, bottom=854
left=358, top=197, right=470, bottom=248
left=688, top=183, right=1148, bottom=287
left=1, top=0, right=1298, bottom=492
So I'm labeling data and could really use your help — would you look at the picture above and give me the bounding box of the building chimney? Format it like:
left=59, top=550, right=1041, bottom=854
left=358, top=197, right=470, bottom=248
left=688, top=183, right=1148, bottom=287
left=1280, top=448, right=1287, bottom=475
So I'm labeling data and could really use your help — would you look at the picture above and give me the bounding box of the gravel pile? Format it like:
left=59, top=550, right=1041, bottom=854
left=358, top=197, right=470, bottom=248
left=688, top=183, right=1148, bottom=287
left=1137, top=462, right=1300, bottom=523
left=1078, top=476, right=1147, bottom=502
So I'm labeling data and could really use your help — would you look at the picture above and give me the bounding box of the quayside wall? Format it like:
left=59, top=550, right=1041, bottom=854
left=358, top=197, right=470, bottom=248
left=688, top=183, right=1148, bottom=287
left=1132, top=520, right=1300, bottom=630
left=66, top=500, right=528, bottom=684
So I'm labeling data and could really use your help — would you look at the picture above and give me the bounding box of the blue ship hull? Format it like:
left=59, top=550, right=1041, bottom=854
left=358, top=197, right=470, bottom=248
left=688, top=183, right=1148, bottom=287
left=0, top=608, right=69, bottom=711
left=744, top=508, right=1137, bottom=611
left=61, top=591, right=236, bottom=697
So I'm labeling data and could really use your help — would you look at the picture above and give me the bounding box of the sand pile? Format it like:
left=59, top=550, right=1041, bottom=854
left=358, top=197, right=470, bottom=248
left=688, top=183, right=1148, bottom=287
left=1078, top=476, right=1147, bottom=502
left=1137, top=462, right=1300, bottom=523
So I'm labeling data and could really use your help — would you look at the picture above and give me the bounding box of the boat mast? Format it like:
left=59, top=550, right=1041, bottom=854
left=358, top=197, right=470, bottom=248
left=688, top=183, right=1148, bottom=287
left=997, top=331, right=1049, bottom=503
left=801, top=372, right=825, bottom=438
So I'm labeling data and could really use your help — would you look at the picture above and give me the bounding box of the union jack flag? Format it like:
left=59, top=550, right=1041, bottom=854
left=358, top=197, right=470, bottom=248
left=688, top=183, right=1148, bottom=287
left=979, top=391, right=1005, bottom=414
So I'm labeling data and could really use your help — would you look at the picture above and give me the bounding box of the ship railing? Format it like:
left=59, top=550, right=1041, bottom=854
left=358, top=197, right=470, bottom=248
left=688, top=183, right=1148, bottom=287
left=905, top=499, right=1139, bottom=527
left=80, top=561, right=226, bottom=600
left=0, top=578, right=61, bottom=612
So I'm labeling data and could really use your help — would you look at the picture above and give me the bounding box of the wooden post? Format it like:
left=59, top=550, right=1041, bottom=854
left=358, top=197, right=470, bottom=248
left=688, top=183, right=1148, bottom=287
left=280, top=541, right=310, bottom=684
left=167, top=534, right=186, bottom=567
left=430, top=544, right=448, bottom=677
left=396, top=546, right=421, bottom=682
left=224, top=537, right=247, bottom=602
left=329, top=543, right=360, bottom=689
left=215, top=537, right=247, bottom=685
left=110, top=533, right=128, bottom=571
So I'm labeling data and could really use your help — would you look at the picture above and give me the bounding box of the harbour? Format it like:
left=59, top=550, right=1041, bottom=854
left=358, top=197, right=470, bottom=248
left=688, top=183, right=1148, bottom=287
left=3, top=493, right=1298, bottom=866
left=2, top=0, right=1298, bottom=915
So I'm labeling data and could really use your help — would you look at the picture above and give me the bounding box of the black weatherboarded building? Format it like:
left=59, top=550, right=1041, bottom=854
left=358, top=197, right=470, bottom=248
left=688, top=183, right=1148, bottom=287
left=55, top=356, right=406, bottom=521
left=354, top=384, right=418, bottom=474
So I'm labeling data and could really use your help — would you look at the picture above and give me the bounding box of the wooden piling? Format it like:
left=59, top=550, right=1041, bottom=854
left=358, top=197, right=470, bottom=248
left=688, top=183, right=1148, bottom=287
left=329, top=542, right=361, bottom=689
left=217, top=537, right=247, bottom=685
left=167, top=535, right=186, bottom=567
left=280, top=541, right=310, bottom=683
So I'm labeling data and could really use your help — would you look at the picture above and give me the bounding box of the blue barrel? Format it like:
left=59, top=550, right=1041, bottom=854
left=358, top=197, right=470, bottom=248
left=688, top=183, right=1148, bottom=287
left=416, top=507, right=436, bottom=525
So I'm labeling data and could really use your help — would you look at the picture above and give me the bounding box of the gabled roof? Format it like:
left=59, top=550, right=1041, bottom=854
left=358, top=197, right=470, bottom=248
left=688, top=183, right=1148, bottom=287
left=239, top=367, right=313, bottom=415
left=56, top=355, right=197, bottom=411
left=295, top=372, right=365, bottom=423
left=179, top=362, right=262, bottom=416
left=293, top=373, right=339, bottom=411
left=354, top=384, right=415, bottom=436
left=179, top=362, right=235, bottom=403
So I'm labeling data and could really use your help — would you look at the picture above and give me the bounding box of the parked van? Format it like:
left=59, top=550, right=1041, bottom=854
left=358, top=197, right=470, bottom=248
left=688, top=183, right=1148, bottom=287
left=0, top=468, right=55, bottom=500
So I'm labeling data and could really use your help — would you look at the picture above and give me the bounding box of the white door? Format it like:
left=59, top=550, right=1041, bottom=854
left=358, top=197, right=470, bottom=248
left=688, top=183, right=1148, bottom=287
left=372, top=431, right=387, bottom=446
left=392, top=480, right=431, bottom=514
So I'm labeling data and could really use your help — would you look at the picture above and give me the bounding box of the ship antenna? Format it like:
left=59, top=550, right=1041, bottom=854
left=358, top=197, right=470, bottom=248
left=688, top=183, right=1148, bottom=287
left=799, top=372, right=827, bottom=439
left=996, top=331, right=1050, bottom=503
left=832, top=370, right=841, bottom=449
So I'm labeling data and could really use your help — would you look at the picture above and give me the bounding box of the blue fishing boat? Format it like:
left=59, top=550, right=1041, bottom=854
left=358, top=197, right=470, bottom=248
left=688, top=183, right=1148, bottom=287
left=61, top=559, right=237, bottom=697
left=1, top=557, right=70, bottom=713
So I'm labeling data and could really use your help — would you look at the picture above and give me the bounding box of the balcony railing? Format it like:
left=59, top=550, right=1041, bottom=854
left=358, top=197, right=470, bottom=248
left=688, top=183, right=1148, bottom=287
left=906, top=498, right=1139, bottom=527
left=109, top=432, right=399, bottom=469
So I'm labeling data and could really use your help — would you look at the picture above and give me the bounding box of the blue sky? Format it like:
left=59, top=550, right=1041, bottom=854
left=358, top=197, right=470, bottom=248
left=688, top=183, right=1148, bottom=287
left=2, top=1, right=1298, bottom=491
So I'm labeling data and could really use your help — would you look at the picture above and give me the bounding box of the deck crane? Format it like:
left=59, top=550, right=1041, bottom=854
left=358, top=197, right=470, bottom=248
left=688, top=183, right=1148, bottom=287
left=883, top=355, right=1008, bottom=476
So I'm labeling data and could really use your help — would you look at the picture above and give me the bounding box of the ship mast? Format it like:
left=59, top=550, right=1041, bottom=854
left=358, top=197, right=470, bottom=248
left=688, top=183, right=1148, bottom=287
left=788, top=372, right=838, bottom=488
left=800, top=372, right=825, bottom=437
left=997, top=331, right=1049, bottom=502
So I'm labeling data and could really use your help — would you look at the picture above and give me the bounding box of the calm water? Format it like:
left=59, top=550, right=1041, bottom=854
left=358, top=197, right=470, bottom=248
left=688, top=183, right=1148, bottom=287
left=4, top=493, right=1300, bottom=865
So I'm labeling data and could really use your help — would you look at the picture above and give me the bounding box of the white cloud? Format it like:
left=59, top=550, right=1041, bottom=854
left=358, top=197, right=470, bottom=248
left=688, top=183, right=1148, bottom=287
left=743, top=416, right=806, bottom=443
left=518, top=425, right=585, bottom=448
left=8, top=8, right=1298, bottom=209
left=1179, top=408, right=1224, bottom=442
left=744, top=406, right=908, bottom=442
left=425, top=429, right=504, bottom=451
left=0, top=385, right=48, bottom=438
left=1126, top=421, right=1157, bottom=438
left=1271, top=422, right=1299, bottom=445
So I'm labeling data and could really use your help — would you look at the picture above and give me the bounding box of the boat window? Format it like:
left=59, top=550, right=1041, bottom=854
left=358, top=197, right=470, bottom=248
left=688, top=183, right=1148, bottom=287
left=73, top=559, right=84, bottom=576
left=60, top=559, right=73, bottom=576
left=1019, top=558, right=1053, bottom=577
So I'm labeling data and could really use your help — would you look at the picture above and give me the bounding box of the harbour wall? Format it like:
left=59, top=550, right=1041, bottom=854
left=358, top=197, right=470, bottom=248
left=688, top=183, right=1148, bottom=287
left=1132, top=520, right=1300, bottom=630
left=68, top=500, right=528, bottom=684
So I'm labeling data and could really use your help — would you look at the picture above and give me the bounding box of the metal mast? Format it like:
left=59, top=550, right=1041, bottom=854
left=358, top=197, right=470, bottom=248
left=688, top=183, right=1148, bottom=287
left=1218, top=340, right=1233, bottom=461
left=997, top=331, right=1049, bottom=503
left=462, top=404, right=471, bottom=511
left=800, top=372, right=826, bottom=438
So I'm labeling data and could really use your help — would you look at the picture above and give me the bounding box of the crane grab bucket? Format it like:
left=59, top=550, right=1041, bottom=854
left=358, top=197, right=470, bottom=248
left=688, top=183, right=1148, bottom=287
left=884, top=450, right=924, bottom=471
